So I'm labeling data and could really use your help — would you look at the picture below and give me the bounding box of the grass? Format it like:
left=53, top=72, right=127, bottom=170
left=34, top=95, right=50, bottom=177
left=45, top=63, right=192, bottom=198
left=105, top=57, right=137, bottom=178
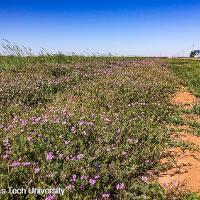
left=170, top=59, right=200, bottom=139
left=1, top=43, right=197, bottom=199
left=170, top=59, right=200, bottom=96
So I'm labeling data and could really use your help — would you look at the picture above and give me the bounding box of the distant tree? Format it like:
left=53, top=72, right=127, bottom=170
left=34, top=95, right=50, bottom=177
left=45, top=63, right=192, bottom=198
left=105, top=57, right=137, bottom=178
left=190, top=50, right=200, bottom=57
left=190, top=51, right=196, bottom=57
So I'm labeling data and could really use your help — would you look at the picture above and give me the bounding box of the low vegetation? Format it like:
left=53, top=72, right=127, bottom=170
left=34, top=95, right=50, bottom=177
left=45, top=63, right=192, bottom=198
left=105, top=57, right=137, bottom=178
left=1, top=43, right=199, bottom=199
left=170, top=59, right=200, bottom=96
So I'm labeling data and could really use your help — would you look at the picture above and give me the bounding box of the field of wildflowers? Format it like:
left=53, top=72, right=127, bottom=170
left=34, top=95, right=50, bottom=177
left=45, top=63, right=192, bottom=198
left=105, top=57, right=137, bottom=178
left=0, top=48, right=181, bottom=199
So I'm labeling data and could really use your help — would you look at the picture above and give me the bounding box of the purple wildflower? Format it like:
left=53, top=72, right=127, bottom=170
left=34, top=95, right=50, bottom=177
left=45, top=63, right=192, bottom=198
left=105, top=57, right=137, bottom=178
left=3, top=139, right=9, bottom=147
left=104, top=118, right=110, bottom=123
left=21, top=119, right=27, bottom=126
left=79, top=185, right=85, bottom=190
left=145, top=160, right=150, bottom=164
left=102, top=193, right=110, bottom=198
left=163, top=181, right=168, bottom=188
left=45, top=194, right=56, bottom=200
left=89, top=179, right=96, bottom=186
left=95, top=175, right=100, bottom=179
left=121, top=151, right=127, bottom=156
left=71, top=127, right=77, bottom=134
left=3, top=154, right=8, bottom=159
left=116, top=183, right=125, bottom=191
left=45, top=152, right=54, bottom=161
left=65, top=156, right=70, bottom=160
left=11, top=161, right=21, bottom=168
left=86, top=122, right=94, bottom=126
left=81, top=175, right=87, bottom=180
left=77, top=154, right=83, bottom=160
left=27, top=135, right=32, bottom=141
left=35, top=117, right=41, bottom=123
left=140, top=176, right=148, bottom=183
left=22, top=162, right=31, bottom=167
left=78, top=121, right=84, bottom=126
left=34, top=167, right=40, bottom=174
left=72, top=174, right=77, bottom=181
left=67, top=184, right=74, bottom=191
left=64, top=140, right=70, bottom=145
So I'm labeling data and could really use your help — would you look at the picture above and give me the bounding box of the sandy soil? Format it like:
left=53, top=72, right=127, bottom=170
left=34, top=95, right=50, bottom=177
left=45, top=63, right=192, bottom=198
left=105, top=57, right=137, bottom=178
left=157, top=87, right=200, bottom=194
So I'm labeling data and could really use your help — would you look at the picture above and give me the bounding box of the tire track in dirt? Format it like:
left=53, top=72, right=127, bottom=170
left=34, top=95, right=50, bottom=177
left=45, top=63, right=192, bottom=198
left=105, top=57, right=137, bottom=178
left=157, top=87, right=200, bottom=194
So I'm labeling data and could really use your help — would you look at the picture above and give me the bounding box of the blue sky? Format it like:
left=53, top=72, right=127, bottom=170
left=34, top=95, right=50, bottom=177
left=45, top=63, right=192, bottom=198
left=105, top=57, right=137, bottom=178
left=0, top=0, right=200, bottom=56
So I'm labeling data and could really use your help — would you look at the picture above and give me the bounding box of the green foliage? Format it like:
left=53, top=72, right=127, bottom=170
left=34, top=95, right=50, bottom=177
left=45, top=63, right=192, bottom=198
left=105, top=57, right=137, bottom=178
left=170, top=59, right=200, bottom=96
left=181, top=193, right=200, bottom=200
left=192, top=104, right=200, bottom=115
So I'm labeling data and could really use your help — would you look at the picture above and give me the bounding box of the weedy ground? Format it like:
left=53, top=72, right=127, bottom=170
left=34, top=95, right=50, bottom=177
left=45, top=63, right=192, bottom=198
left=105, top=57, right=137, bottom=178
left=157, top=58, right=200, bottom=200
left=0, top=46, right=200, bottom=200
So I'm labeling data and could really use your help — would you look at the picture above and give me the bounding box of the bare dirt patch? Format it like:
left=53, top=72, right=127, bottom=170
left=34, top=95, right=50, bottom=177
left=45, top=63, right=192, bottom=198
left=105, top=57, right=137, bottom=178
left=157, top=88, right=200, bottom=195
left=179, top=134, right=200, bottom=147
left=171, top=87, right=198, bottom=109
left=158, top=147, right=200, bottom=194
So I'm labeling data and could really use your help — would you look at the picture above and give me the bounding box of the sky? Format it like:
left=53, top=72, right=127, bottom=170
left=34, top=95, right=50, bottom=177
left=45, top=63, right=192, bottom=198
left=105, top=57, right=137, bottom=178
left=0, top=0, right=200, bottom=56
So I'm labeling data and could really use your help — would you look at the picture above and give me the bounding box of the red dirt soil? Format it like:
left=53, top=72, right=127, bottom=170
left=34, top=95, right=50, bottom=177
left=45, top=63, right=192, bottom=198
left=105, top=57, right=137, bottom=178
left=157, top=88, right=200, bottom=194
left=171, top=88, right=197, bottom=109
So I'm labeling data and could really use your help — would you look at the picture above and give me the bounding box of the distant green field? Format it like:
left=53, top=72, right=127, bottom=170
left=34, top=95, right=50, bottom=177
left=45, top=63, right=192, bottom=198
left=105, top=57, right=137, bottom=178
left=170, top=59, right=200, bottom=97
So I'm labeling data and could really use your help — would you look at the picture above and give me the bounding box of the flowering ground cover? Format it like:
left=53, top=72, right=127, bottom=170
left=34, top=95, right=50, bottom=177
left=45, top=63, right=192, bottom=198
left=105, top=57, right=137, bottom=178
left=0, top=55, right=184, bottom=199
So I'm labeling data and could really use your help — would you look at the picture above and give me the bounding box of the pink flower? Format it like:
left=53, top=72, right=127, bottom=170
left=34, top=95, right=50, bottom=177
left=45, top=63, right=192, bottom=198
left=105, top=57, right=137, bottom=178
left=140, top=176, right=148, bottom=183
left=22, top=162, right=31, bottom=167
left=72, top=174, right=77, bottom=181
left=163, top=181, right=168, bottom=188
left=21, top=119, right=27, bottom=126
left=104, top=118, right=110, bottom=123
left=95, top=175, right=100, bottom=179
left=79, top=185, right=84, bottom=189
left=65, top=156, right=70, bottom=160
left=35, top=117, right=41, bottom=123
left=46, top=152, right=54, bottom=161
left=34, top=167, right=40, bottom=174
left=102, top=193, right=110, bottom=198
left=3, top=154, right=8, bottom=159
left=89, top=179, right=96, bottom=185
left=64, top=140, right=70, bottom=145
left=27, top=135, right=32, bottom=141
left=116, top=183, right=125, bottom=190
left=81, top=175, right=87, bottom=180
left=77, top=154, right=83, bottom=160
left=67, top=184, right=74, bottom=191
left=121, top=151, right=127, bottom=156
left=86, top=122, right=94, bottom=126
left=11, top=161, right=21, bottom=168
left=71, top=127, right=76, bottom=134
left=3, top=139, right=10, bottom=147
left=45, top=194, right=56, bottom=200
left=78, top=121, right=84, bottom=126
